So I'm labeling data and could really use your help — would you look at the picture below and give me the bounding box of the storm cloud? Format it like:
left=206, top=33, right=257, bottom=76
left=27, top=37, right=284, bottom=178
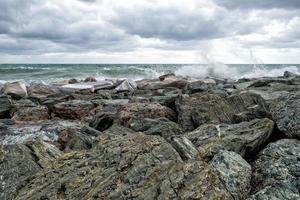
left=0, top=0, right=299, bottom=63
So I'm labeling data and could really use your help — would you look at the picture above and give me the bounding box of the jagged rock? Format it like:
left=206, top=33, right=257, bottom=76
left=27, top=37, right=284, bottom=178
left=0, top=120, right=82, bottom=145
left=129, top=117, right=183, bottom=139
left=184, top=80, right=226, bottom=94
left=185, top=118, right=274, bottom=160
left=84, top=76, right=97, bottom=82
left=115, top=79, right=137, bottom=92
left=0, top=95, right=12, bottom=118
left=176, top=92, right=269, bottom=131
left=53, top=100, right=94, bottom=120
left=89, top=112, right=114, bottom=132
left=210, top=150, right=252, bottom=199
left=268, top=92, right=300, bottom=139
left=251, top=139, right=300, bottom=194
left=57, top=128, right=93, bottom=151
left=14, top=130, right=232, bottom=200
left=62, top=81, right=114, bottom=92
left=159, top=73, right=175, bottom=81
left=137, top=76, right=188, bottom=90
left=12, top=105, right=49, bottom=121
left=116, top=102, right=177, bottom=127
left=81, top=125, right=102, bottom=137
left=3, top=81, right=28, bottom=99
left=247, top=182, right=300, bottom=200
left=27, top=82, right=61, bottom=100
left=26, top=140, right=62, bottom=168
left=0, top=144, right=41, bottom=200
left=169, top=136, right=199, bottom=160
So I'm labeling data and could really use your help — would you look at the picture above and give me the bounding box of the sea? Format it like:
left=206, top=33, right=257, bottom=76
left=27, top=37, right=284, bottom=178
left=0, top=64, right=299, bottom=83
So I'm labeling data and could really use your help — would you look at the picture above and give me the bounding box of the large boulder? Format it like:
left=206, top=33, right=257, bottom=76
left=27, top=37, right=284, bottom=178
left=251, top=139, right=300, bottom=195
left=0, top=144, right=41, bottom=200
left=27, top=82, right=61, bottom=100
left=185, top=118, right=274, bottom=160
left=0, top=95, right=12, bottom=118
left=116, top=102, right=177, bottom=127
left=176, top=92, right=269, bottom=131
left=3, top=81, right=28, bottom=99
left=137, top=75, right=188, bottom=90
left=268, top=92, right=300, bottom=139
left=52, top=100, right=94, bottom=120
left=12, top=105, right=49, bottom=121
left=210, top=150, right=252, bottom=199
left=14, top=128, right=233, bottom=200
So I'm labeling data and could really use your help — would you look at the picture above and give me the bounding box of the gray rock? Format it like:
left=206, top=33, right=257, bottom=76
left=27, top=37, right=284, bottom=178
left=169, top=136, right=199, bottom=160
left=247, top=182, right=300, bottom=200
left=3, top=81, right=28, bottom=99
left=57, top=128, right=93, bottom=151
left=0, top=144, right=41, bottom=200
left=0, top=95, right=12, bottom=118
left=210, top=150, right=252, bottom=199
left=84, top=76, right=97, bottom=82
left=251, top=139, right=300, bottom=194
left=12, top=105, right=49, bottom=121
left=284, top=71, right=298, bottom=78
left=89, top=112, right=114, bottom=132
left=27, top=82, right=61, bottom=100
left=269, top=92, right=300, bottom=139
left=53, top=100, right=94, bottom=120
left=185, top=118, right=274, bottom=160
left=14, top=130, right=233, bottom=200
left=115, top=79, right=137, bottom=92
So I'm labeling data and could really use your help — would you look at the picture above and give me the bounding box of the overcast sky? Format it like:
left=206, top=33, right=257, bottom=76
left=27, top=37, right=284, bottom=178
left=1, top=0, right=300, bottom=64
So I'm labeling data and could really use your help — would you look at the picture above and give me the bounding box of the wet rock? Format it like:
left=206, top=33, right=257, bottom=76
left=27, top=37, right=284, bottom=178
left=129, top=117, right=183, bottom=139
left=84, top=76, right=97, bottom=82
left=176, top=92, right=269, bottom=131
left=116, top=102, right=177, bottom=127
left=0, top=144, right=41, bottom=200
left=115, top=79, right=137, bottom=92
left=68, top=78, right=79, bottom=84
left=0, top=95, right=12, bottom=118
left=185, top=118, right=274, bottom=160
left=284, top=71, right=298, bottom=78
left=26, top=140, right=62, bottom=168
left=14, top=132, right=232, bottom=200
left=247, top=182, right=300, bottom=200
left=268, top=92, right=300, bottom=139
left=3, top=81, right=28, bottom=99
left=210, top=150, right=252, bottom=199
left=27, top=82, right=61, bottom=99
left=251, top=139, right=300, bottom=194
left=158, top=73, right=176, bottom=81
left=53, top=100, right=94, bottom=120
left=12, top=105, right=49, bottom=121
left=89, top=112, right=114, bottom=132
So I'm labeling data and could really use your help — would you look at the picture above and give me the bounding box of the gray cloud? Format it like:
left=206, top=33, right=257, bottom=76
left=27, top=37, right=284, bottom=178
left=214, top=0, right=300, bottom=10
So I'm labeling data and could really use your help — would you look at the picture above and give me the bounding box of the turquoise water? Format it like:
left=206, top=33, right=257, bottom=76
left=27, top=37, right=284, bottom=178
left=0, top=64, right=299, bottom=83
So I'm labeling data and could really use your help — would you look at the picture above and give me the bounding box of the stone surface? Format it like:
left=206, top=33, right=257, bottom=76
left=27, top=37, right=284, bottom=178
left=115, top=79, right=137, bottom=92
left=89, top=112, right=114, bottom=132
left=268, top=92, right=300, bottom=139
left=137, top=76, right=188, bottom=90
left=185, top=118, right=274, bottom=160
left=53, top=100, right=94, bottom=120
left=210, top=150, right=252, bottom=199
left=116, top=102, right=177, bottom=127
left=14, top=129, right=232, bottom=200
left=169, top=136, right=199, bottom=161
left=0, top=144, right=41, bottom=200
left=27, top=82, right=61, bottom=99
left=0, top=95, right=12, bottom=118
left=251, top=139, right=300, bottom=194
left=12, top=105, right=49, bottom=121
left=3, top=81, right=28, bottom=99
left=176, top=92, right=268, bottom=131
left=84, top=76, right=97, bottom=82
left=57, top=128, right=93, bottom=151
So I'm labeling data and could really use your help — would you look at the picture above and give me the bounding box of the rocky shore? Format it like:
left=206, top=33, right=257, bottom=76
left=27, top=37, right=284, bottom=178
left=0, top=72, right=299, bottom=200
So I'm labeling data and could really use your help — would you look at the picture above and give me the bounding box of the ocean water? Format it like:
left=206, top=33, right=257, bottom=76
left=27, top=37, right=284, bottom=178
left=0, top=64, right=299, bottom=83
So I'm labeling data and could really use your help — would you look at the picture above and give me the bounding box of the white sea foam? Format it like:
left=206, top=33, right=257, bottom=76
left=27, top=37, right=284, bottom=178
left=241, top=65, right=300, bottom=78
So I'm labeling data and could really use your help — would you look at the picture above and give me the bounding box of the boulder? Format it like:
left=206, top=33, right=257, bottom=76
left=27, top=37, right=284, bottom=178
left=14, top=131, right=232, bottom=200
left=12, top=105, right=49, bottom=121
left=268, top=92, right=300, bottom=139
left=251, top=139, right=300, bottom=194
left=169, top=136, right=199, bottom=161
left=116, top=102, right=177, bottom=127
left=137, top=76, right=188, bottom=90
left=3, top=81, right=28, bottom=99
left=62, top=81, right=114, bottom=92
left=184, top=80, right=226, bottom=94
left=27, top=82, right=61, bottom=99
left=247, top=182, right=300, bottom=200
left=0, top=95, right=12, bottom=118
left=210, top=150, right=252, bottom=199
left=52, top=100, right=94, bottom=120
left=68, top=78, right=79, bottom=84
left=0, top=144, right=41, bottom=200
left=284, top=71, right=298, bottom=78
left=57, top=128, right=93, bottom=151
left=84, top=76, right=97, bottom=82
left=115, top=79, right=137, bottom=92
left=185, top=118, right=274, bottom=160
left=129, top=117, right=183, bottom=139
left=176, top=92, right=269, bottom=131
left=89, top=112, right=114, bottom=132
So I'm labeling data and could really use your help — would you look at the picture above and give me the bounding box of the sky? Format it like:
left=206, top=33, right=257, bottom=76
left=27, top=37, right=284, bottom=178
left=0, top=0, right=300, bottom=64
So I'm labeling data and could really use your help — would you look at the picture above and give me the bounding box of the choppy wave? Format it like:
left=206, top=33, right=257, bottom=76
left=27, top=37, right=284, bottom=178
left=0, top=64, right=299, bottom=83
